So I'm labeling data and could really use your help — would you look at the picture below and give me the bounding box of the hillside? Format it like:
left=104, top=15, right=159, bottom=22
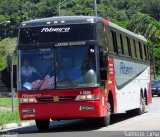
left=0, top=0, right=160, bottom=75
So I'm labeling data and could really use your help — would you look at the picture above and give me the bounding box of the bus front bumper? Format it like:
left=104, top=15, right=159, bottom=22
left=19, top=101, right=104, bottom=120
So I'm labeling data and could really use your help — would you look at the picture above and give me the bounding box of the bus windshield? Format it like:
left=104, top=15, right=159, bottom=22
left=19, top=45, right=98, bottom=91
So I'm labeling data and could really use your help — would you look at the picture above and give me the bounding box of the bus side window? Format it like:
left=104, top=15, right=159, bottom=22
left=144, top=44, right=148, bottom=61
left=123, top=35, right=129, bottom=57
left=146, top=44, right=149, bottom=61
left=143, top=44, right=148, bottom=61
left=141, top=43, right=145, bottom=61
left=106, top=28, right=114, bottom=53
left=138, top=42, right=143, bottom=60
left=120, top=34, right=124, bottom=55
left=130, top=39, right=136, bottom=58
left=106, top=27, right=114, bottom=53
left=126, top=37, right=132, bottom=57
left=111, top=30, right=118, bottom=54
left=136, top=41, right=140, bottom=60
left=133, top=39, right=137, bottom=58
left=97, top=23, right=105, bottom=50
left=116, top=33, right=122, bottom=55
left=97, top=23, right=108, bottom=82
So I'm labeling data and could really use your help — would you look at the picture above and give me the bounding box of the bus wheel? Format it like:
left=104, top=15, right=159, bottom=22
left=35, top=119, right=50, bottom=130
left=99, top=102, right=111, bottom=127
left=135, top=94, right=145, bottom=115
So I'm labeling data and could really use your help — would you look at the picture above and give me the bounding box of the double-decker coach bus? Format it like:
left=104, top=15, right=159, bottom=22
left=17, top=16, right=152, bottom=130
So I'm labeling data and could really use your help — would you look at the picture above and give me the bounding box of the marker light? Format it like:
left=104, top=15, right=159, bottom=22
left=75, top=94, right=100, bottom=101
left=54, top=21, right=58, bottom=24
left=47, top=21, right=51, bottom=25
left=22, top=23, right=26, bottom=27
left=86, top=18, right=94, bottom=23
left=61, top=21, right=65, bottom=24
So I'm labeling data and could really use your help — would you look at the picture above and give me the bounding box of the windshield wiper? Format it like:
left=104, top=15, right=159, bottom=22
left=57, top=63, right=75, bottom=89
left=36, top=76, right=46, bottom=90
left=56, top=54, right=75, bottom=89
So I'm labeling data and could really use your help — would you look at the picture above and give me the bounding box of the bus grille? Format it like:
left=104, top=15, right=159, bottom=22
left=37, top=96, right=75, bottom=102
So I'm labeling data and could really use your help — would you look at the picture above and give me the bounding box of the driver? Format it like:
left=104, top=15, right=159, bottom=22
left=21, top=59, right=40, bottom=82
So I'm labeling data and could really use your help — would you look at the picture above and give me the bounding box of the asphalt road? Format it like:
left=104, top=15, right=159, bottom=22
left=1, top=96, right=160, bottom=137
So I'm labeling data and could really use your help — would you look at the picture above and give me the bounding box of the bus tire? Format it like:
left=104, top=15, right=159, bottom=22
left=35, top=119, right=50, bottom=130
left=99, top=102, right=111, bottom=127
left=134, top=94, right=145, bottom=115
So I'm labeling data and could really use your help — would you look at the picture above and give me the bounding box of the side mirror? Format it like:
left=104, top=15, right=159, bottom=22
left=7, top=54, right=12, bottom=72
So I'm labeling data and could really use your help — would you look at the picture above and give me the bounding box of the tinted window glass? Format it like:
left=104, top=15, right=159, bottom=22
left=97, top=23, right=105, bottom=51
left=116, top=33, right=122, bottom=54
left=139, top=42, right=143, bottom=60
left=123, top=36, right=129, bottom=56
left=19, top=45, right=99, bottom=91
left=126, top=37, right=131, bottom=57
left=144, top=44, right=148, bottom=61
left=111, top=30, right=118, bottom=54
left=136, top=41, right=140, bottom=59
left=19, top=24, right=95, bottom=44
left=106, top=28, right=114, bottom=52
left=120, top=34, right=124, bottom=55
left=130, top=39, right=136, bottom=58
left=133, top=39, right=137, bottom=58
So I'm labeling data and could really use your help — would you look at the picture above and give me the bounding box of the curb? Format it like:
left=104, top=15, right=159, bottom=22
left=0, top=121, right=35, bottom=131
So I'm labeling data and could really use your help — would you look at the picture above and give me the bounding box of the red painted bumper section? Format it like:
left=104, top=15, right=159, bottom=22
left=19, top=100, right=102, bottom=120
left=18, top=88, right=105, bottom=120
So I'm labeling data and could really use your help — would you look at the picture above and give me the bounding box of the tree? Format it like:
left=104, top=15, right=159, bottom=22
left=0, top=46, right=7, bottom=71
left=128, top=12, right=160, bottom=77
left=142, top=0, right=160, bottom=21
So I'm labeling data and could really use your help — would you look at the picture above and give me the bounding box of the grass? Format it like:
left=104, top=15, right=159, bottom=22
left=0, top=111, right=20, bottom=126
left=0, top=97, right=34, bottom=127
left=0, top=97, right=18, bottom=108
left=0, top=97, right=20, bottom=126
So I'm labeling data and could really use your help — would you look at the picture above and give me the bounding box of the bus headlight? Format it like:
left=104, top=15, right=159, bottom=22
left=75, top=94, right=100, bottom=101
left=19, top=98, right=37, bottom=103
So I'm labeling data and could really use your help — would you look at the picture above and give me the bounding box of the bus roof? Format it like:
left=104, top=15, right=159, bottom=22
left=19, top=16, right=147, bottom=42
left=19, top=16, right=103, bottom=28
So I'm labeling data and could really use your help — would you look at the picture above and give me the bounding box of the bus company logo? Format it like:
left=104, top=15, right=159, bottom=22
left=22, top=94, right=41, bottom=98
left=53, top=96, right=59, bottom=102
left=120, top=62, right=133, bottom=75
left=41, top=27, right=70, bottom=33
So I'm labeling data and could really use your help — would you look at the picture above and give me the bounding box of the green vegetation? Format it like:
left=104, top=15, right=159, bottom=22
left=0, top=38, right=17, bottom=71
left=0, top=98, right=34, bottom=127
left=0, top=97, right=18, bottom=108
left=0, top=98, right=20, bottom=126
left=0, top=0, right=160, bottom=76
left=0, top=111, right=20, bottom=126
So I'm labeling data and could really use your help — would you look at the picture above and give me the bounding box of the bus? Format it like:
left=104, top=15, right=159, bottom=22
left=17, top=16, right=152, bottom=130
